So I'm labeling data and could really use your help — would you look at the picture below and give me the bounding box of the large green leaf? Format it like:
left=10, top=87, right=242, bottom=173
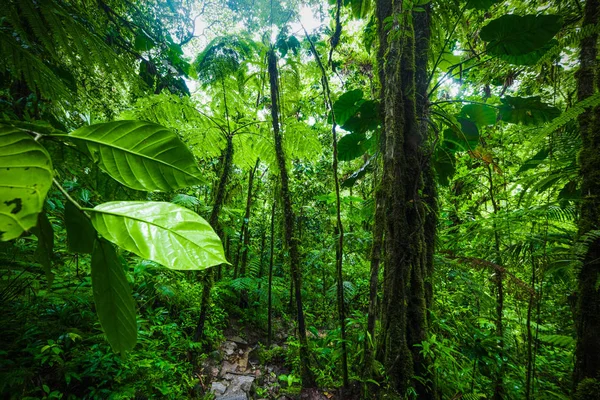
left=64, top=121, right=202, bottom=192
left=480, top=15, right=563, bottom=59
left=0, top=126, right=53, bottom=241
left=342, top=100, right=380, bottom=134
left=459, top=104, right=497, bottom=127
left=499, top=96, right=561, bottom=125
left=338, top=133, right=369, bottom=161
left=91, top=238, right=137, bottom=355
left=87, top=201, right=227, bottom=270
left=497, top=39, right=558, bottom=65
left=333, top=89, right=363, bottom=126
left=65, top=201, right=96, bottom=254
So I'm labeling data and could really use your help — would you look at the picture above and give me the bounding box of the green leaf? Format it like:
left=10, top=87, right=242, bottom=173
left=333, top=89, right=364, bottom=126
left=480, top=15, right=563, bottom=59
left=91, top=238, right=137, bottom=355
left=499, top=96, right=561, bottom=125
left=342, top=100, right=380, bottom=134
left=459, top=104, right=497, bottom=127
left=497, top=39, right=558, bottom=66
left=88, top=201, right=227, bottom=270
left=0, top=126, right=53, bottom=241
left=350, top=0, right=372, bottom=19
left=64, top=121, right=203, bottom=192
left=65, top=202, right=96, bottom=254
left=338, top=133, right=368, bottom=161
left=31, top=212, right=54, bottom=285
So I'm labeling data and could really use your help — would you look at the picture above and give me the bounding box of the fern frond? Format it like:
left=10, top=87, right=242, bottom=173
left=538, top=334, right=575, bottom=348
left=537, top=92, right=600, bottom=138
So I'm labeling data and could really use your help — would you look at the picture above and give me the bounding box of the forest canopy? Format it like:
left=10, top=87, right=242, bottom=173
left=1, top=0, right=599, bottom=399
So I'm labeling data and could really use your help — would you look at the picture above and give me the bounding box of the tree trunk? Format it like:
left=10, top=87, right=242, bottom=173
left=574, top=0, right=600, bottom=395
left=375, top=1, right=436, bottom=397
left=268, top=187, right=276, bottom=347
left=194, top=135, right=234, bottom=343
left=240, top=159, right=259, bottom=278
left=267, top=48, right=315, bottom=388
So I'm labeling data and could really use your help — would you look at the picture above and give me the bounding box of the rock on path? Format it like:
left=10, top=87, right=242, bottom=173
left=210, top=338, right=258, bottom=400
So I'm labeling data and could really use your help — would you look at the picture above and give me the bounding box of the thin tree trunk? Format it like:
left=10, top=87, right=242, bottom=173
left=525, top=235, right=536, bottom=400
left=268, top=188, right=276, bottom=347
left=304, top=27, right=348, bottom=389
left=574, top=0, right=600, bottom=394
left=267, top=48, right=315, bottom=388
left=194, top=135, right=234, bottom=343
left=240, top=159, right=259, bottom=278
left=487, top=164, right=505, bottom=400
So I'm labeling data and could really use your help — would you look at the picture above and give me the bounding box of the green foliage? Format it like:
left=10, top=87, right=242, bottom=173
left=499, top=96, right=561, bottom=125
left=89, top=201, right=227, bottom=270
left=91, top=238, right=138, bottom=355
left=66, top=121, right=204, bottom=192
left=0, top=127, right=53, bottom=241
left=480, top=14, right=563, bottom=65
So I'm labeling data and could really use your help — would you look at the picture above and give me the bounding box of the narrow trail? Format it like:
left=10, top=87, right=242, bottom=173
left=201, top=320, right=333, bottom=400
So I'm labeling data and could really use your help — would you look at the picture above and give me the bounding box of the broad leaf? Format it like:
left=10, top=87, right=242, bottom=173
left=342, top=100, right=380, bottom=134
left=499, top=96, right=561, bottom=125
left=459, top=104, right=497, bottom=127
left=65, top=121, right=203, bottom=192
left=92, top=238, right=137, bottom=355
left=31, top=212, right=54, bottom=285
left=333, top=89, right=363, bottom=126
left=480, top=15, right=563, bottom=58
left=338, top=133, right=368, bottom=161
left=65, top=201, right=96, bottom=254
left=0, top=126, right=53, bottom=241
left=498, top=39, right=558, bottom=66
left=88, top=201, right=227, bottom=270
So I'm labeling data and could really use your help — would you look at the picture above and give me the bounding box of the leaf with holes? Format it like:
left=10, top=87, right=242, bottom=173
left=88, top=201, right=227, bottom=270
left=63, top=121, right=203, bottom=192
left=92, top=238, right=137, bottom=355
left=0, top=126, right=53, bottom=241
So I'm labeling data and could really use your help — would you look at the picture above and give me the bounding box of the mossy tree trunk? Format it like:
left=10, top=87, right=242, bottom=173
left=267, top=48, right=315, bottom=388
left=375, top=1, right=436, bottom=398
left=574, top=0, right=600, bottom=394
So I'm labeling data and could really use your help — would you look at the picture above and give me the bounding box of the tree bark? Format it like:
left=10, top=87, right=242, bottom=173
left=375, top=1, right=436, bottom=397
left=574, top=0, right=600, bottom=394
left=267, top=48, right=315, bottom=388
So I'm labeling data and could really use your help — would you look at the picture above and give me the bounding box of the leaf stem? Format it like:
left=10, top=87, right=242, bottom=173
left=53, top=178, right=84, bottom=212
